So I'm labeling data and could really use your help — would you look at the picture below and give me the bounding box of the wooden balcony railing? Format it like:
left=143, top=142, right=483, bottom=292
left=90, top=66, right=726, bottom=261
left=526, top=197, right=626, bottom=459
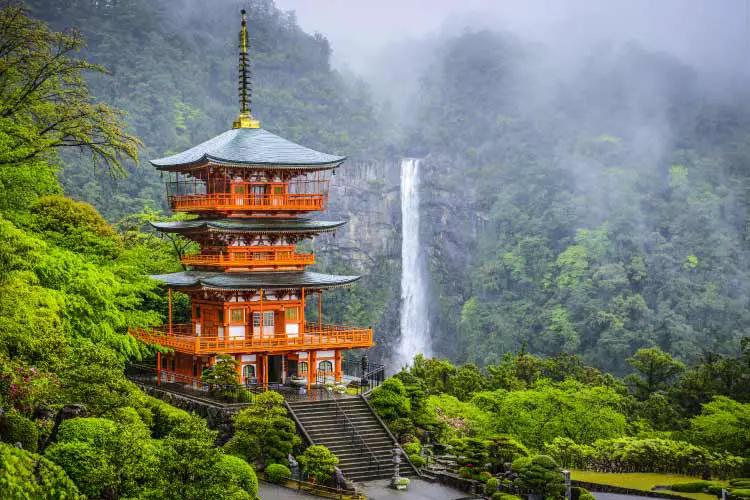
left=129, top=323, right=374, bottom=354
left=169, top=193, right=326, bottom=212
left=181, top=249, right=315, bottom=269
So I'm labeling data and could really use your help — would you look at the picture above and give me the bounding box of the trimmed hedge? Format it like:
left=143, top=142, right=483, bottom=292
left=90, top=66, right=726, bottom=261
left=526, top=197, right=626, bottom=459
left=0, top=413, right=38, bottom=452
left=485, top=477, right=499, bottom=496
left=670, top=481, right=718, bottom=493
left=731, top=489, right=750, bottom=498
left=265, top=463, right=291, bottom=484
left=409, top=453, right=426, bottom=468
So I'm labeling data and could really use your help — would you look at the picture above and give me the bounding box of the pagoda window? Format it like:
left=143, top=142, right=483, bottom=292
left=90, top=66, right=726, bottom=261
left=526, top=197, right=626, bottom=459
left=195, top=306, right=201, bottom=318
left=319, top=360, right=333, bottom=374
left=218, top=310, right=225, bottom=323
left=298, top=361, right=308, bottom=375
left=285, top=307, right=299, bottom=321
left=243, top=364, right=255, bottom=381
left=230, top=308, right=245, bottom=323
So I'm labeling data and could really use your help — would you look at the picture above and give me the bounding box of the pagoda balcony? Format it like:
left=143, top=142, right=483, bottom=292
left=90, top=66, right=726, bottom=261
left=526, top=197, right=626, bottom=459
left=168, top=193, right=326, bottom=213
left=129, top=322, right=374, bottom=354
left=181, top=247, right=315, bottom=269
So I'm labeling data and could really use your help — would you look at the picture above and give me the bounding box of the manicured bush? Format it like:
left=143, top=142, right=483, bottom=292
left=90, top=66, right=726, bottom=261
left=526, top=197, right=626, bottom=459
left=492, top=493, right=522, bottom=500
left=0, top=413, right=38, bottom=452
left=515, top=455, right=565, bottom=498
left=0, top=442, right=81, bottom=499
left=143, top=396, right=194, bottom=438
left=731, top=489, right=750, bottom=498
left=731, top=479, right=750, bottom=487
left=298, top=445, right=338, bottom=484
left=478, top=471, right=493, bottom=482
left=671, top=480, right=716, bottom=492
left=44, top=440, right=112, bottom=498
left=369, top=378, right=410, bottom=421
left=56, top=417, right=115, bottom=445
left=214, top=454, right=259, bottom=498
left=458, top=466, right=473, bottom=479
left=266, top=463, right=292, bottom=484
left=708, top=484, right=725, bottom=495
left=409, top=453, right=426, bottom=468
left=577, top=487, right=596, bottom=500
left=510, top=456, right=531, bottom=472
left=402, top=439, right=421, bottom=456
left=485, top=477, right=499, bottom=496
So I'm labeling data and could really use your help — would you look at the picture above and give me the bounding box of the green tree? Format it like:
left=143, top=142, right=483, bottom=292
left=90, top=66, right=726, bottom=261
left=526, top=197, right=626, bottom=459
left=515, top=455, right=565, bottom=498
left=626, top=347, right=685, bottom=399
left=689, top=396, right=750, bottom=456
left=0, top=4, right=141, bottom=175
left=298, top=445, right=339, bottom=484
left=224, top=391, right=299, bottom=469
left=369, top=378, right=411, bottom=421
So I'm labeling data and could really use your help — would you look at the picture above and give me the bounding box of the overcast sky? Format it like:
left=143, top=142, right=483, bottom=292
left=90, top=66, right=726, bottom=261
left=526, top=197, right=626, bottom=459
left=274, top=0, right=750, bottom=75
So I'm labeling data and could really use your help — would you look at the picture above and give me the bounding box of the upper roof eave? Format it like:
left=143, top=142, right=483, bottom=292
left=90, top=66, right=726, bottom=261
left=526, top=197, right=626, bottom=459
left=150, top=156, right=346, bottom=172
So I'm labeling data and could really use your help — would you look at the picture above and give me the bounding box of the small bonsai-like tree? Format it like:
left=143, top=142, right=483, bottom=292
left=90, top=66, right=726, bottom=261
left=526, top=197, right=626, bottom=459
left=515, top=455, right=565, bottom=498
left=298, top=445, right=338, bottom=484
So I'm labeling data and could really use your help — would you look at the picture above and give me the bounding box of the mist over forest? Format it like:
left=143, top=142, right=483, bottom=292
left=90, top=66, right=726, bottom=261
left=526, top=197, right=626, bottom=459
left=14, top=0, right=750, bottom=373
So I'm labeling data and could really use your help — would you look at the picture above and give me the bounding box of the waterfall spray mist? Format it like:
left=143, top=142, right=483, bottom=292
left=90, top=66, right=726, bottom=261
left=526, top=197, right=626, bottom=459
left=397, top=158, right=431, bottom=370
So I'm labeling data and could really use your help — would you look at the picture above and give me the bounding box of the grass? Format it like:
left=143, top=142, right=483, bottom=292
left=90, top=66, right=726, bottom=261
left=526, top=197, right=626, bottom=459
left=570, top=470, right=726, bottom=500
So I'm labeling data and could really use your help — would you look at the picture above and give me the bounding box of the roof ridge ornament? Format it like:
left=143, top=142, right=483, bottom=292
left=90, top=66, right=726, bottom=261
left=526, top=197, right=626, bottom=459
left=233, top=8, right=260, bottom=129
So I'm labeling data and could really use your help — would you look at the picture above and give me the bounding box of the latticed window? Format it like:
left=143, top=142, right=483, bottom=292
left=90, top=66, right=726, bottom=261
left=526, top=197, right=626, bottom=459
left=285, top=307, right=298, bottom=321
left=299, top=361, right=308, bottom=374
left=243, top=364, right=255, bottom=379
left=231, top=309, right=244, bottom=323
left=319, top=360, right=333, bottom=374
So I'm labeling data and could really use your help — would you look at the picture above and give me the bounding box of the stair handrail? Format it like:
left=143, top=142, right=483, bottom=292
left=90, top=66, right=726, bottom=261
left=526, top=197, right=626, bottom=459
left=283, top=401, right=316, bottom=446
left=359, top=394, right=422, bottom=477
left=330, top=396, right=382, bottom=478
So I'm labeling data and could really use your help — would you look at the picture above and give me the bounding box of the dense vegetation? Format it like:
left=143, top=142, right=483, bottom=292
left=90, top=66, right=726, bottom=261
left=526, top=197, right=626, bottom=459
left=370, top=349, right=750, bottom=485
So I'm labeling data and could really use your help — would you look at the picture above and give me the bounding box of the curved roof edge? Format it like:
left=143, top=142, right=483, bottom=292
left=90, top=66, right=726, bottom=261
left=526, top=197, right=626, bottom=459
left=149, top=128, right=346, bottom=171
left=149, top=218, right=346, bottom=235
left=149, top=270, right=361, bottom=291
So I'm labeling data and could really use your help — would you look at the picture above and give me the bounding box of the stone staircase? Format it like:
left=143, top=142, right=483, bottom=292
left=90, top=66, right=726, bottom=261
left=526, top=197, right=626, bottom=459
left=287, top=396, right=418, bottom=483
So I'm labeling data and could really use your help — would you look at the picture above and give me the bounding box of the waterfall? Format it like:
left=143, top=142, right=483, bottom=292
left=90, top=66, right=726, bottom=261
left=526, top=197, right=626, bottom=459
left=397, top=158, right=430, bottom=369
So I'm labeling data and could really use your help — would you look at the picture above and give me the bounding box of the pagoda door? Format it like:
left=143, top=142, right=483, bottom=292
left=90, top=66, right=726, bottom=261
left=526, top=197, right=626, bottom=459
left=271, top=185, right=284, bottom=207
left=253, top=311, right=275, bottom=338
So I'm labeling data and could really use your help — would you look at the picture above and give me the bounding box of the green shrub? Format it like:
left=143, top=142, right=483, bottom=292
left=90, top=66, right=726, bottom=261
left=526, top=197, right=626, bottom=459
left=515, top=455, right=565, bottom=498
left=402, top=439, right=421, bottom=456
left=143, top=396, right=194, bottom=438
left=0, top=442, right=81, bottom=499
left=731, top=479, right=750, bottom=487
left=0, top=413, right=38, bottom=452
left=298, top=445, right=338, bottom=484
left=708, top=484, right=725, bottom=495
left=485, top=477, right=499, bottom=496
left=492, top=493, right=522, bottom=500
left=479, top=471, right=492, bottom=482
left=510, top=456, right=531, bottom=472
left=266, top=463, right=292, bottom=484
left=671, top=481, right=716, bottom=493
left=44, top=440, right=113, bottom=498
left=369, top=379, right=410, bottom=421
left=576, top=487, right=596, bottom=500
left=409, top=453, right=426, bottom=468
left=731, top=489, right=750, bottom=498
left=214, top=454, right=259, bottom=498
left=458, top=466, right=473, bottom=479
left=56, top=417, right=116, bottom=445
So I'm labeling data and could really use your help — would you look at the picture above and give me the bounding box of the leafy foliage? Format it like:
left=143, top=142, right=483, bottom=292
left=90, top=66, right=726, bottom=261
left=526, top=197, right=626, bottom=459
left=0, top=441, right=81, bottom=499
left=298, top=445, right=339, bottom=484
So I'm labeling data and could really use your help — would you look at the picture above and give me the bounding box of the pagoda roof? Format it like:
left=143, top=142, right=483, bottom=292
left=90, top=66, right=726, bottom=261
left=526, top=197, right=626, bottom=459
left=150, top=128, right=345, bottom=171
left=150, top=270, right=360, bottom=291
left=150, top=218, right=345, bottom=235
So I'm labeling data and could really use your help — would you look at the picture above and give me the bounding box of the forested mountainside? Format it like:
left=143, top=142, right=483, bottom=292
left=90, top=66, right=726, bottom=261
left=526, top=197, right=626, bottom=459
left=17, top=0, right=750, bottom=374
left=25, top=0, right=383, bottom=220
left=406, top=31, right=750, bottom=372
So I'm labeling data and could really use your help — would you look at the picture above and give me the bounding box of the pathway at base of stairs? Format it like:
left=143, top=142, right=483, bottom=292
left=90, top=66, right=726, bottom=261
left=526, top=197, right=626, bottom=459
left=360, top=478, right=471, bottom=500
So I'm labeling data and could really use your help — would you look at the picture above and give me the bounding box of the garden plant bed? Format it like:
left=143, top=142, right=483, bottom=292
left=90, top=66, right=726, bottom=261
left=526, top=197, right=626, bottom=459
left=572, top=471, right=728, bottom=500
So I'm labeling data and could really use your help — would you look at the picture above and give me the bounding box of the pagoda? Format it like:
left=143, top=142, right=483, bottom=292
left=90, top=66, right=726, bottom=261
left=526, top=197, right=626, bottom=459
left=130, top=10, right=374, bottom=391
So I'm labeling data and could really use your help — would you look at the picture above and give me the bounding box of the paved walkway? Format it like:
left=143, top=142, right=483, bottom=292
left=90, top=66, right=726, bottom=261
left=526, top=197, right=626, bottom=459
left=258, top=482, right=319, bottom=499
left=593, top=494, right=661, bottom=500
left=258, top=479, right=471, bottom=500
left=360, top=478, right=472, bottom=500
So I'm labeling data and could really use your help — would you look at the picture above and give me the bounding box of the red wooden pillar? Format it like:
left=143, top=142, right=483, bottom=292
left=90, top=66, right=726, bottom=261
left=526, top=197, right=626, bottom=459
left=301, top=288, right=305, bottom=334
left=334, top=349, right=342, bottom=383
left=235, top=354, right=243, bottom=383
left=308, top=350, right=317, bottom=391
left=263, top=354, right=269, bottom=386
left=168, top=288, right=173, bottom=335
left=156, top=351, right=161, bottom=386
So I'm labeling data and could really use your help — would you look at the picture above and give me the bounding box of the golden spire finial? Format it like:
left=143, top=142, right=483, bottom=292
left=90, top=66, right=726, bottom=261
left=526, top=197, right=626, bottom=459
left=233, top=8, right=260, bottom=129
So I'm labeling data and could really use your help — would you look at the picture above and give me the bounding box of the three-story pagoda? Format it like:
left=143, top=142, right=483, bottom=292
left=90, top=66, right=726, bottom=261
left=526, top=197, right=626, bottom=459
left=130, top=10, right=374, bottom=391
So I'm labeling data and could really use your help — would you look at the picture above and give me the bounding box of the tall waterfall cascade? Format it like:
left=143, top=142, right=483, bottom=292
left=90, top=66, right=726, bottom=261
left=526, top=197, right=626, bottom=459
left=397, top=158, right=431, bottom=369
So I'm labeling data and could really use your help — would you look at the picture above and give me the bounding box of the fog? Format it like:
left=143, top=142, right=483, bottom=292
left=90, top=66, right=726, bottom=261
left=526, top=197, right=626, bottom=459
left=275, top=0, right=750, bottom=77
